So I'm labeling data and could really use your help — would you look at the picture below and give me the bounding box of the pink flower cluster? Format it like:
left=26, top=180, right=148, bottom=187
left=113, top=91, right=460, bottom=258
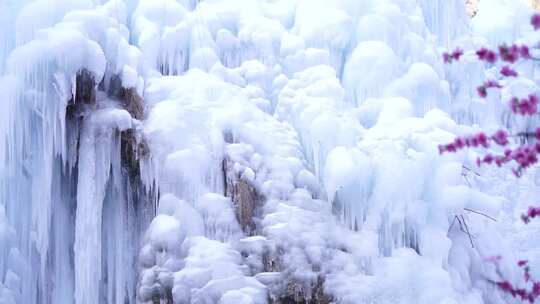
left=438, top=132, right=490, bottom=154
left=499, top=44, right=531, bottom=63
left=513, top=151, right=538, bottom=175
left=492, top=130, right=510, bottom=146
left=501, top=66, right=518, bottom=77
left=476, top=47, right=498, bottom=64
left=496, top=281, right=540, bottom=303
left=438, top=130, right=517, bottom=154
left=522, top=207, right=540, bottom=224
left=495, top=260, right=540, bottom=303
left=486, top=257, right=540, bottom=303
left=446, top=44, right=530, bottom=65
left=443, top=48, right=463, bottom=63
left=440, top=128, right=540, bottom=176
left=477, top=80, right=502, bottom=98
left=510, top=95, right=539, bottom=115
left=532, top=14, right=540, bottom=31
left=477, top=144, right=540, bottom=176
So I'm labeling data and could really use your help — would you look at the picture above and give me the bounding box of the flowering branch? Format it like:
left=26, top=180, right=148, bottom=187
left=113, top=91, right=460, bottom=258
left=485, top=258, right=540, bottom=303
left=441, top=12, right=540, bottom=301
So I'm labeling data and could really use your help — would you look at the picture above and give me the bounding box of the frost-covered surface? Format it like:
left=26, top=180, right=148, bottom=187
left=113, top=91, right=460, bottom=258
left=0, top=0, right=539, bottom=303
left=0, top=1, right=148, bottom=303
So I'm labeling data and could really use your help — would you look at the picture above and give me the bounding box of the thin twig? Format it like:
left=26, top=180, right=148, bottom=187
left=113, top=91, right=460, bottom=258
left=464, top=208, right=497, bottom=222
left=456, top=215, right=464, bottom=231
left=462, top=173, right=472, bottom=187
left=462, top=165, right=481, bottom=176
left=449, top=215, right=458, bottom=232
left=461, top=215, right=475, bottom=248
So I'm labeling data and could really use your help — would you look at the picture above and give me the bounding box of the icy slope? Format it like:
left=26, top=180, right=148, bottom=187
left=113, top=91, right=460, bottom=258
left=0, top=0, right=536, bottom=303
left=134, top=0, right=517, bottom=303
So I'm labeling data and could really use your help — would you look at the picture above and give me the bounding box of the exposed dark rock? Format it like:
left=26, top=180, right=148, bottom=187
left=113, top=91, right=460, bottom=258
left=74, top=69, right=97, bottom=106
left=223, top=158, right=262, bottom=235
left=108, top=74, right=145, bottom=120
left=112, top=74, right=154, bottom=211
left=119, top=87, right=145, bottom=120
left=121, top=129, right=148, bottom=180
left=261, top=252, right=332, bottom=304
left=234, top=180, right=260, bottom=233
left=65, top=69, right=97, bottom=172
left=277, top=278, right=332, bottom=304
left=262, top=251, right=280, bottom=273
left=64, top=69, right=97, bottom=137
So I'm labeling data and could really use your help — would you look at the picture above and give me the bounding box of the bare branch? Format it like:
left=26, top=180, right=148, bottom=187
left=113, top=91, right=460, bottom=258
left=461, top=215, right=475, bottom=248
left=464, top=208, right=497, bottom=222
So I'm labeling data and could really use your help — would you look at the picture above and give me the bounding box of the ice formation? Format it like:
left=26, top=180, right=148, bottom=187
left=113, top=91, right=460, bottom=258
left=0, top=0, right=538, bottom=303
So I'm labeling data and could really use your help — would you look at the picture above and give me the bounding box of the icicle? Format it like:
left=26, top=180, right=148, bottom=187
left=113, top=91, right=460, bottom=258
left=74, top=115, right=114, bottom=304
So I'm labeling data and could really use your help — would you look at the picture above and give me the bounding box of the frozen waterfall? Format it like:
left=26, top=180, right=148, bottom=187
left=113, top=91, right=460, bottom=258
left=0, top=0, right=539, bottom=303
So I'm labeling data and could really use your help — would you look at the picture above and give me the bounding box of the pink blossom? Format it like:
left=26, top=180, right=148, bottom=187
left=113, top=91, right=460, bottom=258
left=497, top=281, right=514, bottom=293
left=483, top=154, right=494, bottom=164
left=443, top=52, right=451, bottom=64
left=470, top=139, right=540, bottom=173
left=501, top=66, right=518, bottom=77
left=499, top=45, right=519, bottom=63
left=452, top=49, right=463, bottom=61
left=477, top=86, right=487, bottom=98
left=510, top=95, right=539, bottom=115
left=495, top=274, right=540, bottom=303
left=485, top=80, right=502, bottom=88
left=454, top=137, right=465, bottom=149
left=443, top=48, right=464, bottom=63
left=478, top=132, right=489, bottom=147
left=492, top=130, right=509, bottom=146
left=476, top=47, right=498, bottom=63
left=477, top=80, right=502, bottom=98
left=531, top=95, right=539, bottom=105
left=518, top=260, right=529, bottom=267
left=520, top=45, right=532, bottom=59
left=523, top=207, right=540, bottom=223
left=532, top=14, right=540, bottom=30
left=440, top=133, right=495, bottom=154
left=501, top=144, right=540, bottom=174
left=533, top=282, right=540, bottom=296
